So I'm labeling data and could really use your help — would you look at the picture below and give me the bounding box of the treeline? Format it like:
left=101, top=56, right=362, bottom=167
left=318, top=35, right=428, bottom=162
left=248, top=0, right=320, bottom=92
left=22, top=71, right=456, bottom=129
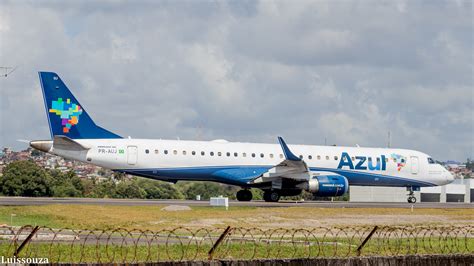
left=466, top=159, right=474, bottom=172
left=0, top=160, right=263, bottom=200
left=0, top=160, right=347, bottom=201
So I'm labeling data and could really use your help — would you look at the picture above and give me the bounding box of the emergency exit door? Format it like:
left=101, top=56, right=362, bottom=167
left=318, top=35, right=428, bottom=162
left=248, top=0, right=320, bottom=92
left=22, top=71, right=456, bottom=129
left=127, top=146, right=138, bottom=165
left=411, top=156, right=419, bottom=174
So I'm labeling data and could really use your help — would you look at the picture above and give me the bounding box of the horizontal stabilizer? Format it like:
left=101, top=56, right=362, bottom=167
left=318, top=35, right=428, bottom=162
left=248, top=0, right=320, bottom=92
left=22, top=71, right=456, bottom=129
left=53, top=136, right=90, bottom=151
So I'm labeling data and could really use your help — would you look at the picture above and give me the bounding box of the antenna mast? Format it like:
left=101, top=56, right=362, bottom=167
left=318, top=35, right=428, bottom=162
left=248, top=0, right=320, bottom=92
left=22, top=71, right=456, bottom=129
left=0, top=66, right=17, bottom=77
left=387, top=131, right=391, bottom=148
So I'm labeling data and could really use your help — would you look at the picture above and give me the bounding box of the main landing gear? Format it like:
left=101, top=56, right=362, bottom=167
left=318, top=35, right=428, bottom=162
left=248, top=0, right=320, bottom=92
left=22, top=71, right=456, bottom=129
left=407, top=187, right=417, bottom=203
left=236, top=189, right=253, bottom=201
left=263, top=190, right=280, bottom=202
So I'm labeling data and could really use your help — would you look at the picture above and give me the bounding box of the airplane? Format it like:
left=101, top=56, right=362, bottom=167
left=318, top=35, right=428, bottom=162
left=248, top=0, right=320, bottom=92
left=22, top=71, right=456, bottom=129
left=30, top=72, right=455, bottom=203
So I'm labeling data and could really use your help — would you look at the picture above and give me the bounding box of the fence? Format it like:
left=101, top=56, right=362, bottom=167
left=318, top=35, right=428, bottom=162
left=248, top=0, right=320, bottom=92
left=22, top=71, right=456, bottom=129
left=0, top=225, right=472, bottom=263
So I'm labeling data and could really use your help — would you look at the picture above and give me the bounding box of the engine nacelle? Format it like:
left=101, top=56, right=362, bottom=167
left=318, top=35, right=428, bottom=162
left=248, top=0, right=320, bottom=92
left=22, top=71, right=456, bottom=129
left=302, top=172, right=349, bottom=197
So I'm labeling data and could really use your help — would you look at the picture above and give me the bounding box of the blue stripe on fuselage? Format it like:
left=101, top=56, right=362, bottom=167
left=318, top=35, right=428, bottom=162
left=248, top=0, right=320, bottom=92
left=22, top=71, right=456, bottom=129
left=116, top=165, right=436, bottom=187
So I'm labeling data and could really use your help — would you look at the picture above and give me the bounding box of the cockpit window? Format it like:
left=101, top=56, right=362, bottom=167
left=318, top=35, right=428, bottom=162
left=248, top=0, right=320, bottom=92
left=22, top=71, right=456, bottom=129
left=427, top=157, right=435, bottom=164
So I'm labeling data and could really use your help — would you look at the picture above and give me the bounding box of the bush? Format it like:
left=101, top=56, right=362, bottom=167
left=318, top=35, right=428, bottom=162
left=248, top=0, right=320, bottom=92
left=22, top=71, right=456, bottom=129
left=177, top=181, right=239, bottom=200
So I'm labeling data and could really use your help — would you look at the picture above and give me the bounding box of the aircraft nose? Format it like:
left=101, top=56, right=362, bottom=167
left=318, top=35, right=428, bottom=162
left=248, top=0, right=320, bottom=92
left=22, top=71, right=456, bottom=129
left=445, top=171, right=455, bottom=183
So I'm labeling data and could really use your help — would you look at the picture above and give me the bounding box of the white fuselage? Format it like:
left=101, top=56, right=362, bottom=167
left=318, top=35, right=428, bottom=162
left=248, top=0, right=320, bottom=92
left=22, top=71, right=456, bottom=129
left=49, top=138, right=453, bottom=188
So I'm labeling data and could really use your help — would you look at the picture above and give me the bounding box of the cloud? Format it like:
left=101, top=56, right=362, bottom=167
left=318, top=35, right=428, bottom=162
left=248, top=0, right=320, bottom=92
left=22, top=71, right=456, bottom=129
left=0, top=0, right=472, bottom=161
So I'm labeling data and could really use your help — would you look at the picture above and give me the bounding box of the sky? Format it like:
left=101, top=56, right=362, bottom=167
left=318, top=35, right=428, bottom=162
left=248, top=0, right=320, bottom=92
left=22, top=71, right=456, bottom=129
left=0, top=0, right=472, bottom=161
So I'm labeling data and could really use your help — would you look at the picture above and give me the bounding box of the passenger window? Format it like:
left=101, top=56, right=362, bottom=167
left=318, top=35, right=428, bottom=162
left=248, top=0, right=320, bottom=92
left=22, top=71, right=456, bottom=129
left=279, top=154, right=283, bottom=159
left=145, top=149, right=149, bottom=154
left=376, top=158, right=380, bottom=162
left=252, top=153, right=256, bottom=158
left=234, top=152, right=238, bottom=157
left=201, top=151, right=205, bottom=156
left=334, top=156, right=338, bottom=160
left=299, top=155, right=303, bottom=159
left=218, top=152, right=222, bottom=156
left=270, top=154, right=274, bottom=158
left=260, top=153, right=264, bottom=158
left=155, top=149, right=159, bottom=154
left=192, top=151, right=196, bottom=155
left=368, top=157, right=372, bottom=161
left=183, top=151, right=187, bottom=155
left=317, top=155, right=321, bottom=160
left=210, top=151, right=214, bottom=156
left=226, top=152, right=230, bottom=157
left=173, top=150, right=177, bottom=155
left=351, top=157, right=355, bottom=161
left=308, top=155, right=312, bottom=160
left=164, top=150, right=168, bottom=155
left=326, top=156, right=329, bottom=160
left=243, top=153, right=246, bottom=157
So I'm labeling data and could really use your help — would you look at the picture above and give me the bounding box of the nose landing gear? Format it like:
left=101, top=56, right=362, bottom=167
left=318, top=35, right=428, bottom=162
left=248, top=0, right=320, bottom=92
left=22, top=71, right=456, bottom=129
left=407, top=187, right=417, bottom=203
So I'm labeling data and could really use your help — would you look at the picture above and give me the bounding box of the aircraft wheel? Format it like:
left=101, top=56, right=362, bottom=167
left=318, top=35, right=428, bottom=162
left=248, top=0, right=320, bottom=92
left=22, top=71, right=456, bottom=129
left=263, top=190, right=280, bottom=202
left=236, top=189, right=252, bottom=201
left=408, top=197, right=416, bottom=203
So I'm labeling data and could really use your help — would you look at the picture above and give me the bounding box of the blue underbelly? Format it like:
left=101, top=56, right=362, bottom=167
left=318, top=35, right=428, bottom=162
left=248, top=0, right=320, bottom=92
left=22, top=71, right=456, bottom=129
left=121, top=166, right=271, bottom=186
left=118, top=165, right=435, bottom=187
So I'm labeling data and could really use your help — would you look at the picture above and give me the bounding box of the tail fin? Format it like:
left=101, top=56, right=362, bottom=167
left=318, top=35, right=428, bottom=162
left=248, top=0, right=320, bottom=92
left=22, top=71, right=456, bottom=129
left=39, top=72, right=121, bottom=139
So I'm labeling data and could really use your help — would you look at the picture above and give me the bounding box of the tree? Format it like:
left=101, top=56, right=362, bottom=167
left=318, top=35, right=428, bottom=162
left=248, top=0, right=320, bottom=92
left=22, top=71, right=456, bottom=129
left=51, top=183, right=83, bottom=197
left=136, top=178, right=184, bottom=199
left=89, top=177, right=117, bottom=198
left=30, top=150, right=42, bottom=157
left=466, top=158, right=473, bottom=171
left=0, top=160, right=52, bottom=196
left=113, top=172, right=127, bottom=181
left=49, top=170, right=84, bottom=197
left=115, top=178, right=146, bottom=198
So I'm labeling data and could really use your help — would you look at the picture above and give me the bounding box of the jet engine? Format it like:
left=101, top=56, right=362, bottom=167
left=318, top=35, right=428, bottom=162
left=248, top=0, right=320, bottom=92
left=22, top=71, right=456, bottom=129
left=300, top=172, right=349, bottom=197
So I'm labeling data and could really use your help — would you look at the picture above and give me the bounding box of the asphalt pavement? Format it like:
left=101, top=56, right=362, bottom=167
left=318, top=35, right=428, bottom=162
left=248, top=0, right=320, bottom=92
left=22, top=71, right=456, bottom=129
left=0, top=197, right=471, bottom=208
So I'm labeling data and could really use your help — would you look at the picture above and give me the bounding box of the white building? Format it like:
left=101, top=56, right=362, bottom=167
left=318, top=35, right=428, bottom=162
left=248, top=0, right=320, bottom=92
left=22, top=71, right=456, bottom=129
left=350, top=179, right=473, bottom=203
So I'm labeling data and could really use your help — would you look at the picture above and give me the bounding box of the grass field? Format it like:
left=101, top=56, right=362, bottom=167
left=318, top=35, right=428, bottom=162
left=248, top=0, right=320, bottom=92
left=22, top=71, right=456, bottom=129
left=1, top=205, right=472, bottom=262
left=0, top=204, right=472, bottom=230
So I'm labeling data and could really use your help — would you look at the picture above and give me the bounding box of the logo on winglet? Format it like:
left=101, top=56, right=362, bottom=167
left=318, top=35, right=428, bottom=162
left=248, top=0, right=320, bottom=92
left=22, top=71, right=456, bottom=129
left=49, top=98, right=83, bottom=133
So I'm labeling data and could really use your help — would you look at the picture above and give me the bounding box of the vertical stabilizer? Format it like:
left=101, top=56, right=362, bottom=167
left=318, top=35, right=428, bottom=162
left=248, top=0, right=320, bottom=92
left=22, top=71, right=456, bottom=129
left=39, top=72, right=121, bottom=139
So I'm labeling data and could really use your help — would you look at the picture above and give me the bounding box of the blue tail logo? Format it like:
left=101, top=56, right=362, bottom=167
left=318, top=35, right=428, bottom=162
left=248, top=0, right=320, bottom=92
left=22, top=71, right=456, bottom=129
left=39, top=72, right=121, bottom=139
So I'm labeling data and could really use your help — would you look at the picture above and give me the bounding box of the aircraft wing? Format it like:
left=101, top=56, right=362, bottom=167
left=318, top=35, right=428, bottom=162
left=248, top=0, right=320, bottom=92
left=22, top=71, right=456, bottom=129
left=250, top=137, right=311, bottom=185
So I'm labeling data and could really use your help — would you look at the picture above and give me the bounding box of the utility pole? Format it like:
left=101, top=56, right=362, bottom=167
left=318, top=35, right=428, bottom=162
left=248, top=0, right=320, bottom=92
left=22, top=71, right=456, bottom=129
left=387, top=131, right=391, bottom=148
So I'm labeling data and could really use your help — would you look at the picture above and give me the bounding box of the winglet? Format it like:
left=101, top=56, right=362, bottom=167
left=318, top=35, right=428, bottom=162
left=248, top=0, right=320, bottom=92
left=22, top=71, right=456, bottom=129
left=278, top=137, right=301, bottom=161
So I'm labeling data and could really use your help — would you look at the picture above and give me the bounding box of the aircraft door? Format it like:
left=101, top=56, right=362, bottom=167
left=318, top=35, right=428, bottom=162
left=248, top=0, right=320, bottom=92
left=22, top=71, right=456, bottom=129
left=127, top=146, right=138, bottom=165
left=411, top=156, right=419, bottom=174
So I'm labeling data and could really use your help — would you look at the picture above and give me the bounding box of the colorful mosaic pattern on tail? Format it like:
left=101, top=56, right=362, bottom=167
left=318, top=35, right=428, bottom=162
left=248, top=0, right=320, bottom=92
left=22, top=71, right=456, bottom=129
left=49, top=98, right=83, bottom=133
